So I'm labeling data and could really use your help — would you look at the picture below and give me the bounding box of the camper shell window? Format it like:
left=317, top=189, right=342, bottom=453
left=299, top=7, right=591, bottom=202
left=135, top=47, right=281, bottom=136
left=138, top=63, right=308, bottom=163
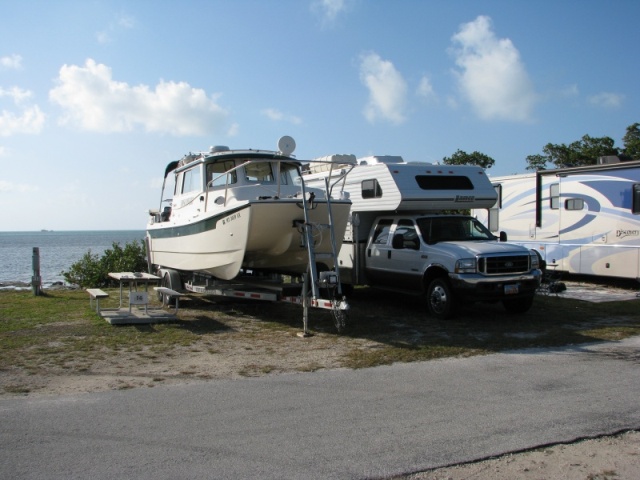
left=415, top=175, right=473, bottom=190
left=633, top=184, right=640, bottom=214
left=362, top=179, right=383, bottom=199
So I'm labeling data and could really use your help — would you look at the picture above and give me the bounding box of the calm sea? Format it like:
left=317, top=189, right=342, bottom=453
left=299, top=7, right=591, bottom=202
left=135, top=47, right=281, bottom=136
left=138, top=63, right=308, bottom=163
left=0, top=230, right=146, bottom=286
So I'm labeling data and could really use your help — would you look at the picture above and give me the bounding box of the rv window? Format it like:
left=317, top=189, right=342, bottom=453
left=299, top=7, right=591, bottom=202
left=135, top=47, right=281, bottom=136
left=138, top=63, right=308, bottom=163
left=182, top=165, right=202, bottom=194
left=207, top=161, right=237, bottom=187
left=565, top=198, right=584, bottom=211
left=362, top=179, right=383, bottom=199
left=550, top=183, right=560, bottom=209
left=633, top=184, right=640, bottom=214
left=415, top=176, right=473, bottom=190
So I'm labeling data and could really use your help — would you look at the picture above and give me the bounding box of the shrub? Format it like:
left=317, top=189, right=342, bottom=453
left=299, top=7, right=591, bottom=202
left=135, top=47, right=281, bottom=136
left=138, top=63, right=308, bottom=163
left=62, top=240, right=148, bottom=288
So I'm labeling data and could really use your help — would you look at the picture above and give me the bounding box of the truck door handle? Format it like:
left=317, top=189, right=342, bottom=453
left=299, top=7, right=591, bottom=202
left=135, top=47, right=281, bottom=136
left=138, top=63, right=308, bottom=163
left=387, top=250, right=391, bottom=259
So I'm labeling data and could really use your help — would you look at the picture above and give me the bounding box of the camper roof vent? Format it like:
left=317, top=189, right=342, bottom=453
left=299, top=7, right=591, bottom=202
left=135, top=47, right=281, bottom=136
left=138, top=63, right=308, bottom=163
left=358, top=155, right=405, bottom=165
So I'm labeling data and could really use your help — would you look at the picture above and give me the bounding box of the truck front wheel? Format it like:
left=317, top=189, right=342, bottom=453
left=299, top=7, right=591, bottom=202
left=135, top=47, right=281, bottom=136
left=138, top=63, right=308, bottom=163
left=427, top=278, right=456, bottom=319
left=502, top=295, right=534, bottom=314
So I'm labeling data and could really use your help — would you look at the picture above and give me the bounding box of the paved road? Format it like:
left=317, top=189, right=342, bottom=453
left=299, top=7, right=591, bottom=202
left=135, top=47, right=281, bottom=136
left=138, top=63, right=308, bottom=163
left=2, top=337, right=640, bottom=480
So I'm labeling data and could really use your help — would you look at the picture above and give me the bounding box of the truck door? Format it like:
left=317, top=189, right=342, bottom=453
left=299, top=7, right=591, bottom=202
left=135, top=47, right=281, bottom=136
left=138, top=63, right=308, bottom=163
left=365, top=218, right=423, bottom=291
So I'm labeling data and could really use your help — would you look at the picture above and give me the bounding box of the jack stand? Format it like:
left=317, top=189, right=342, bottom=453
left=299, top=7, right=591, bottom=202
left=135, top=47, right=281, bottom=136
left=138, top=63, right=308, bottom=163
left=297, top=272, right=313, bottom=338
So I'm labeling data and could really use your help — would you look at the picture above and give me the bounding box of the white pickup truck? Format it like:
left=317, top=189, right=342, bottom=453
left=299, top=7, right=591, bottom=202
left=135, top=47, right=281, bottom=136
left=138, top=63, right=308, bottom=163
left=349, top=213, right=541, bottom=318
left=303, top=154, right=542, bottom=318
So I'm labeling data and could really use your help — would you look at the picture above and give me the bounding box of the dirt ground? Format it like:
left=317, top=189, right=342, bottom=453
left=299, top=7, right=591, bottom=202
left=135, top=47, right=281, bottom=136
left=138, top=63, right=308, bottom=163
left=2, top=283, right=640, bottom=479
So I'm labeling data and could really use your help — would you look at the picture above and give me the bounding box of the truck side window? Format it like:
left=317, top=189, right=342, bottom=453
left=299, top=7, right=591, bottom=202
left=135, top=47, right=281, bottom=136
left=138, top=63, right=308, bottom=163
left=372, top=219, right=393, bottom=244
left=394, top=220, right=420, bottom=250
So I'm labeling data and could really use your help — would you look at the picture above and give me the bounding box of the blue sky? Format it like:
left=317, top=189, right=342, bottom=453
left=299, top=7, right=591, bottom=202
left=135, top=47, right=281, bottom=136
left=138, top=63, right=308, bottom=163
left=2, top=0, right=639, bottom=231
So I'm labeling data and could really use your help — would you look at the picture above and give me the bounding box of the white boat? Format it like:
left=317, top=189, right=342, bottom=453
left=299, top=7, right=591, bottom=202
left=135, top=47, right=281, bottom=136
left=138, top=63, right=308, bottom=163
left=146, top=137, right=352, bottom=281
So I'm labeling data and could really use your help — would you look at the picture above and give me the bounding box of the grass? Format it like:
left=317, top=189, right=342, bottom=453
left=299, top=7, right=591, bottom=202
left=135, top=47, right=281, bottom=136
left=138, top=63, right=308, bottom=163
left=1, top=281, right=639, bottom=393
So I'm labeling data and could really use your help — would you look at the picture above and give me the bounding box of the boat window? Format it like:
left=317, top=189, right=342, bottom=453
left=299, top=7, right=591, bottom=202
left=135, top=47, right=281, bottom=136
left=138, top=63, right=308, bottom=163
left=207, top=161, right=237, bottom=188
left=280, top=163, right=301, bottom=186
left=182, top=165, right=202, bottom=194
left=362, top=179, right=382, bottom=199
left=245, top=162, right=275, bottom=183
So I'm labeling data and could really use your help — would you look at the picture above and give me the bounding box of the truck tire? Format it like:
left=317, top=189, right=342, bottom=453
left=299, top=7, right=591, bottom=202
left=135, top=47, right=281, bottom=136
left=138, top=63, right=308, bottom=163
left=427, top=277, right=456, bottom=319
left=502, top=295, right=534, bottom=314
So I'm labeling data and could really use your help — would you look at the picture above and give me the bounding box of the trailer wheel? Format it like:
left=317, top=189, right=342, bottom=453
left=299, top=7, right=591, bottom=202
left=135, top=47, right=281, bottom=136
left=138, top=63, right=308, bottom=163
left=502, top=295, right=534, bottom=314
left=158, top=271, right=177, bottom=306
left=426, top=277, right=456, bottom=319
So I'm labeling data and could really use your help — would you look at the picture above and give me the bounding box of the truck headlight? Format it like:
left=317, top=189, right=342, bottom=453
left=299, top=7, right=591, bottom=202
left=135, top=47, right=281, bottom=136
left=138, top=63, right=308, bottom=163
left=455, top=258, right=477, bottom=273
left=530, top=251, right=540, bottom=269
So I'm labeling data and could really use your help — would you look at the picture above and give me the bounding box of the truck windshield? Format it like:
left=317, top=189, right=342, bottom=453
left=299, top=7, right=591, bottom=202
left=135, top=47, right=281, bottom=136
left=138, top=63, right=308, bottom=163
left=417, top=217, right=496, bottom=243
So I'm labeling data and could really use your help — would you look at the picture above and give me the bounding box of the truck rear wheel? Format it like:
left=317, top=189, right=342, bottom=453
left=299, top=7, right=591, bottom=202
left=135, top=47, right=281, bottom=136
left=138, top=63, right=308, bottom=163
left=427, top=277, right=456, bottom=319
left=502, top=295, right=534, bottom=314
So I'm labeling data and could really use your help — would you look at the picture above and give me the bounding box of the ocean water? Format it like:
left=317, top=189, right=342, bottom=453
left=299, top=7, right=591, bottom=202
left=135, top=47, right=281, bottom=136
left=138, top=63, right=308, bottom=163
left=0, top=230, right=146, bottom=286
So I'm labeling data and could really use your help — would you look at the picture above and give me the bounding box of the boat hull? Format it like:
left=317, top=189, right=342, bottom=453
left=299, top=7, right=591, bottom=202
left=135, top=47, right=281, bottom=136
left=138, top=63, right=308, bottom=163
left=147, top=200, right=350, bottom=280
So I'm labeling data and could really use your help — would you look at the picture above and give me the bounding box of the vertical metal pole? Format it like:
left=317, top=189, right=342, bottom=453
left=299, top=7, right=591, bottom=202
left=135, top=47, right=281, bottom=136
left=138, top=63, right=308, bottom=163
left=32, top=247, right=42, bottom=296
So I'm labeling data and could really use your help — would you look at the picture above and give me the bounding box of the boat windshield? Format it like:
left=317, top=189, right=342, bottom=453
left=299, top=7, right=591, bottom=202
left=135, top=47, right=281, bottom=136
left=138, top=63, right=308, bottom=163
left=417, top=216, right=496, bottom=243
left=207, top=160, right=238, bottom=188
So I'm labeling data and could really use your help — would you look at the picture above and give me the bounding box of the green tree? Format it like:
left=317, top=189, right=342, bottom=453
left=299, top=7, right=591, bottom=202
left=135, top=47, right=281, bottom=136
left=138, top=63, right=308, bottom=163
left=525, top=134, right=619, bottom=170
left=62, top=240, right=147, bottom=288
left=622, top=122, right=640, bottom=159
left=442, top=149, right=495, bottom=169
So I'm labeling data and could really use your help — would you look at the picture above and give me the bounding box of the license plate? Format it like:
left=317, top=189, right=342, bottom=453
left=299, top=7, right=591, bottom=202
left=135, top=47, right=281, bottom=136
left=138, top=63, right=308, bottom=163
left=504, top=284, right=519, bottom=295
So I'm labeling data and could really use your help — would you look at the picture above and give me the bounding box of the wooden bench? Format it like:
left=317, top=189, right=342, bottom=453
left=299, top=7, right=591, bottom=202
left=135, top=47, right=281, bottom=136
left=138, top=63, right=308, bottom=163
left=86, top=288, right=109, bottom=314
left=154, top=287, right=184, bottom=312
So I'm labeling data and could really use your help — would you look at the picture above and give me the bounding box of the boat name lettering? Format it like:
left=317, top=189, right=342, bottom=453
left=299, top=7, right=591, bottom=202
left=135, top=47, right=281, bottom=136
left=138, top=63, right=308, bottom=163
left=616, top=229, right=639, bottom=239
left=222, top=212, right=241, bottom=225
left=455, top=195, right=475, bottom=202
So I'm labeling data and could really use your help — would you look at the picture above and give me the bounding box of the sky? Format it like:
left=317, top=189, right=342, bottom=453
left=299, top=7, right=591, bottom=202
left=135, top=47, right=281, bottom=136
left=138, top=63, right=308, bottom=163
left=2, top=0, right=639, bottom=231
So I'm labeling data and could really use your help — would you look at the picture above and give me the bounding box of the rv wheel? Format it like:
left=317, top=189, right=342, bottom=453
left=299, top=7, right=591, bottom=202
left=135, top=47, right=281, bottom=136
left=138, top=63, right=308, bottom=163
left=426, top=277, right=456, bottom=319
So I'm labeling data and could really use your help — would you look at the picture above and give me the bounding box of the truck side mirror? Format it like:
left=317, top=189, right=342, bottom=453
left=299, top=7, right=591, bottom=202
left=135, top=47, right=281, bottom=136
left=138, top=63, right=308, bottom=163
left=392, top=234, right=404, bottom=249
left=499, top=231, right=508, bottom=242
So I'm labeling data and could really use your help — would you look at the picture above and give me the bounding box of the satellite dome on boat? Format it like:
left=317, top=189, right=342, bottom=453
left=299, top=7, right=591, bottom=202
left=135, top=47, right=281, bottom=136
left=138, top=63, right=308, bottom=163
left=209, top=145, right=230, bottom=153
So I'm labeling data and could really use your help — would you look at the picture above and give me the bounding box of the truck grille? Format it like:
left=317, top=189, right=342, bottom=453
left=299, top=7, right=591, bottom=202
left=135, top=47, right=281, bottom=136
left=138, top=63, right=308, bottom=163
left=478, top=255, right=530, bottom=275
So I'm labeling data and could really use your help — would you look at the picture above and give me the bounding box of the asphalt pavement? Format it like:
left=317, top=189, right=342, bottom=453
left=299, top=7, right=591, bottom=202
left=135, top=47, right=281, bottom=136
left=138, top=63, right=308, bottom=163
left=2, top=336, right=640, bottom=480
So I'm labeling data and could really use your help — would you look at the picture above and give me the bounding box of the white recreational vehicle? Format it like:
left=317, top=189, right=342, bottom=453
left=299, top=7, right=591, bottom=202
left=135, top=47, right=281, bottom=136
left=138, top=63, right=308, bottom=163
left=473, top=157, right=640, bottom=280
left=303, top=155, right=541, bottom=319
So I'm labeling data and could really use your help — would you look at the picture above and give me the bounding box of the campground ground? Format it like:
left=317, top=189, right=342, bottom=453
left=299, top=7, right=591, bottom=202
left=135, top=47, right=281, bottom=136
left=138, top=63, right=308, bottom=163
left=1, top=278, right=639, bottom=478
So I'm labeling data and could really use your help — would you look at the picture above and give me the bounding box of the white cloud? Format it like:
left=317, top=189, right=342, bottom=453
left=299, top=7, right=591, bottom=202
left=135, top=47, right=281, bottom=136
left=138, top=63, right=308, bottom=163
left=450, top=15, right=537, bottom=122
left=0, top=86, right=33, bottom=104
left=311, top=0, right=352, bottom=26
left=0, top=179, right=38, bottom=193
left=49, top=59, right=230, bottom=136
left=417, top=75, right=436, bottom=102
left=588, top=92, right=624, bottom=108
left=261, top=108, right=302, bottom=125
left=97, top=13, right=135, bottom=44
left=359, top=52, right=407, bottom=124
left=0, top=87, right=45, bottom=136
left=0, top=54, right=22, bottom=70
